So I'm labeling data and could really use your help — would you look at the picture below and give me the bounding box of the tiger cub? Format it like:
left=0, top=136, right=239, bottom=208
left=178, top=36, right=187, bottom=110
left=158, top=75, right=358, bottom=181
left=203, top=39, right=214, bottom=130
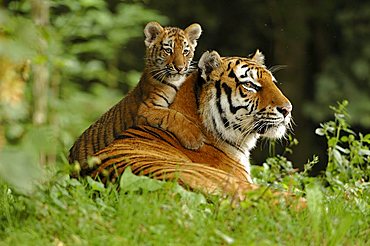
left=69, top=22, right=203, bottom=168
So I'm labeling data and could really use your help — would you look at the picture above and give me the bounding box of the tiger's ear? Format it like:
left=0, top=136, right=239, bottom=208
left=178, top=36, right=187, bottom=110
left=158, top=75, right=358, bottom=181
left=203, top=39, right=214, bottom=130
left=251, top=49, right=265, bottom=65
left=198, top=51, right=221, bottom=80
left=185, top=23, right=202, bottom=47
left=144, top=22, right=164, bottom=47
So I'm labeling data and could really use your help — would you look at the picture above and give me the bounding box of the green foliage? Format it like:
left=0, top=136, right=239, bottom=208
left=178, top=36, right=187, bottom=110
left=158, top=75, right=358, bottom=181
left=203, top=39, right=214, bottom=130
left=47, top=0, right=167, bottom=88
left=253, top=133, right=319, bottom=194
left=1, top=157, right=369, bottom=245
left=255, top=101, right=369, bottom=204
left=0, top=1, right=166, bottom=191
left=120, top=167, right=165, bottom=193
left=315, top=100, right=370, bottom=196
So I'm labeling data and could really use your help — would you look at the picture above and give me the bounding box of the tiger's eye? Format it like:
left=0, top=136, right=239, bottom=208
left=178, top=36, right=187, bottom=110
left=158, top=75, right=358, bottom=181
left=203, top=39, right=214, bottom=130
left=241, top=82, right=260, bottom=92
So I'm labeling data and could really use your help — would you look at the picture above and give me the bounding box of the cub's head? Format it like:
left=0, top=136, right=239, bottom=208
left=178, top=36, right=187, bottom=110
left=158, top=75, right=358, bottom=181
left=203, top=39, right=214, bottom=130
left=144, top=22, right=202, bottom=81
left=198, top=50, right=292, bottom=150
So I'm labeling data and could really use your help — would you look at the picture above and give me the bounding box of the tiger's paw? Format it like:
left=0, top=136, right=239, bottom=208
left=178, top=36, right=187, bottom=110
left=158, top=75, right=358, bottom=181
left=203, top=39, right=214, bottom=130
left=176, top=125, right=204, bottom=150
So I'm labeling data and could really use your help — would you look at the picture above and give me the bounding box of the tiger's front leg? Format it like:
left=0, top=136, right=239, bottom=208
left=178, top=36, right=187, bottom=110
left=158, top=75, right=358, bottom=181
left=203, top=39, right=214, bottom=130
left=137, top=106, right=204, bottom=150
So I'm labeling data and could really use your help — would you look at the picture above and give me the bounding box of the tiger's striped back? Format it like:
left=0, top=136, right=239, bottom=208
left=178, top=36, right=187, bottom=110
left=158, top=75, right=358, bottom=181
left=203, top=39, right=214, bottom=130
left=68, top=22, right=202, bottom=171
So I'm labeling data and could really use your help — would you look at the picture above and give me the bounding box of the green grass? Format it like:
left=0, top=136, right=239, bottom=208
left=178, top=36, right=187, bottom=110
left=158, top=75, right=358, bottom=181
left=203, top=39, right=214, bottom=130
left=0, top=169, right=369, bottom=246
left=1, top=101, right=369, bottom=245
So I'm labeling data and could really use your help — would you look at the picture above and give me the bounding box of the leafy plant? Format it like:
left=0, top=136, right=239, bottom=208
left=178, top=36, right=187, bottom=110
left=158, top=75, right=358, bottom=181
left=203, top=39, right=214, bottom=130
left=252, top=133, right=318, bottom=195
left=253, top=100, right=369, bottom=208
left=0, top=1, right=166, bottom=191
left=315, top=100, right=370, bottom=195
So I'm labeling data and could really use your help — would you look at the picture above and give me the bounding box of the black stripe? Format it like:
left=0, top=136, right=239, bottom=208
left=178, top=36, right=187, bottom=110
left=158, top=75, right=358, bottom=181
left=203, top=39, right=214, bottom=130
left=134, top=164, right=159, bottom=177
left=114, top=134, right=130, bottom=140
left=110, top=107, right=122, bottom=138
left=222, top=83, right=250, bottom=114
left=153, top=102, right=165, bottom=107
left=97, top=118, right=109, bottom=151
left=91, top=124, right=98, bottom=153
left=162, top=80, right=178, bottom=91
left=107, top=108, right=120, bottom=139
left=238, top=87, right=248, bottom=97
left=232, top=122, right=241, bottom=131
left=141, top=126, right=177, bottom=147
left=115, top=128, right=150, bottom=140
left=154, top=92, right=170, bottom=106
left=195, top=72, right=204, bottom=109
left=228, top=69, right=237, bottom=79
left=227, top=62, right=232, bottom=71
left=157, top=115, right=164, bottom=128
left=142, top=101, right=151, bottom=108
left=103, top=123, right=109, bottom=147
left=101, top=153, right=127, bottom=163
left=165, top=112, right=171, bottom=126
left=253, top=98, right=259, bottom=111
left=82, top=129, right=89, bottom=162
left=215, top=80, right=229, bottom=128
left=223, top=137, right=243, bottom=152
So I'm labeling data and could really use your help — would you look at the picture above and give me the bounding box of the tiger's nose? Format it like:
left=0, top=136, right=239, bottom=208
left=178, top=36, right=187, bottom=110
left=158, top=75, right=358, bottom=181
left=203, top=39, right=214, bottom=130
left=277, top=103, right=292, bottom=117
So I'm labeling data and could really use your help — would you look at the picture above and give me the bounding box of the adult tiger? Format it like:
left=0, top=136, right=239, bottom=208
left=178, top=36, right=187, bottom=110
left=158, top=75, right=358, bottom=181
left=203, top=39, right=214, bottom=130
left=69, top=22, right=203, bottom=171
left=87, top=50, right=294, bottom=199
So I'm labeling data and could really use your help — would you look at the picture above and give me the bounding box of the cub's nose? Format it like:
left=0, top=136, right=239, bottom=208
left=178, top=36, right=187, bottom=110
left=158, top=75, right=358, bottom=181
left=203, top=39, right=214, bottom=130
left=174, top=65, right=185, bottom=72
left=277, top=103, right=292, bottom=117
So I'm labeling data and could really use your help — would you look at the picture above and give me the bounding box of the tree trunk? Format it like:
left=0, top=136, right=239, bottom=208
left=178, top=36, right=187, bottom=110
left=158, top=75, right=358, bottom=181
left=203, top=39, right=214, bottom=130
left=31, top=0, right=50, bottom=165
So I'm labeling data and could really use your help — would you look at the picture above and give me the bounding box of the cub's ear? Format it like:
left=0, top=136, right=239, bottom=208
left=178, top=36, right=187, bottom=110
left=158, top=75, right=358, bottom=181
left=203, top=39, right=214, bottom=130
left=251, top=49, right=265, bottom=65
left=198, top=51, right=221, bottom=79
left=144, top=22, right=164, bottom=47
left=185, top=23, right=202, bottom=47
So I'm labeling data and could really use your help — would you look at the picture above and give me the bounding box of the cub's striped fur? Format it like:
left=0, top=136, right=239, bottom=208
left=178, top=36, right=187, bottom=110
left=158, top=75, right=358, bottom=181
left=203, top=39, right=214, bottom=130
left=87, top=50, right=294, bottom=200
left=69, top=22, right=202, bottom=169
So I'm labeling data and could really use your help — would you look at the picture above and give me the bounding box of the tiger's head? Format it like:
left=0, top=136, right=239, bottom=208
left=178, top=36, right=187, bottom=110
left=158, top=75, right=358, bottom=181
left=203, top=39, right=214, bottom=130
left=144, top=22, right=202, bottom=82
left=198, top=50, right=292, bottom=151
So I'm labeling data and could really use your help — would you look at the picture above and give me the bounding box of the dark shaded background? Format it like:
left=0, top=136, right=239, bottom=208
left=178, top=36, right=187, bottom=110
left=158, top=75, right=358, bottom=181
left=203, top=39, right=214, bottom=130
left=119, top=0, right=370, bottom=171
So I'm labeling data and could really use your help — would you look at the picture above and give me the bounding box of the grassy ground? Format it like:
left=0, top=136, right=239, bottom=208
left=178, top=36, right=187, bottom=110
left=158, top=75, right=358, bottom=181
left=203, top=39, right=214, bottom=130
left=0, top=167, right=369, bottom=246
left=1, top=102, right=369, bottom=245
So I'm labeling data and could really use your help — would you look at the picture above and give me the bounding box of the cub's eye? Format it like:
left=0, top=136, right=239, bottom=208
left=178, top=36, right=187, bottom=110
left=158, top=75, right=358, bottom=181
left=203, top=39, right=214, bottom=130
left=164, top=48, right=172, bottom=54
left=183, top=49, right=190, bottom=55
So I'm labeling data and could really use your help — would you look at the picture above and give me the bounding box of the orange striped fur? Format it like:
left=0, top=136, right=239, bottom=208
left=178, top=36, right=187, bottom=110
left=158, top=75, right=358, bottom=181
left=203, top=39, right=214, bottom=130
left=86, top=51, right=300, bottom=203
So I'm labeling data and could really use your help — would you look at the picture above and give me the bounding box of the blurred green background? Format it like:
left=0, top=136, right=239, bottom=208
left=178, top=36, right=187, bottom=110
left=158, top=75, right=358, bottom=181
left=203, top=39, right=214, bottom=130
left=0, top=0, right=369, bottom=189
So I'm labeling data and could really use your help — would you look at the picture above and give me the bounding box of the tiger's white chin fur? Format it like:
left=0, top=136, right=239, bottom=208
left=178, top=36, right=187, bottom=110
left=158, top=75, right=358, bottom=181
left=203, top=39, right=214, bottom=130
left=260, top=124, right=287, bottom=139
left=259, top=113, right=291, bottom=139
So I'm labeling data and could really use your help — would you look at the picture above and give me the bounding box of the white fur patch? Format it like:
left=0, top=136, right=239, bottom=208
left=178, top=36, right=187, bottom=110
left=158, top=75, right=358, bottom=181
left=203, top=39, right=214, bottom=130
left=261, top=124, right=287, bottom=139
left=167, top=75, right=186, bottom=87
left=234, top=66, right=261, bottom=87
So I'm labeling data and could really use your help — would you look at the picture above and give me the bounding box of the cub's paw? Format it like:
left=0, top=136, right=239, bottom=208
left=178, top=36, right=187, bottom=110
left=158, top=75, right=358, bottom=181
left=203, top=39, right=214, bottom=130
left=176, top=124, right=204, bottom=150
